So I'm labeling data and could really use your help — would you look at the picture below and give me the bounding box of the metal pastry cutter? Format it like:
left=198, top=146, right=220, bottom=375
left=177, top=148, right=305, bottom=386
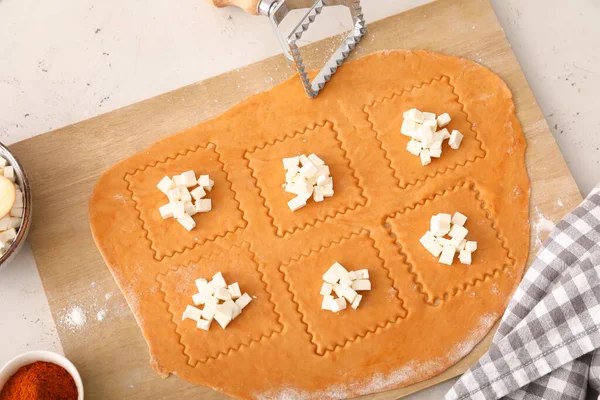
left=209, top=0, right=367, bottom=98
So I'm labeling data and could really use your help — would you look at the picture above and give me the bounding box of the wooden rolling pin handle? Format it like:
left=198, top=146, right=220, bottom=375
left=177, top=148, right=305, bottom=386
left=206, top=0, right=261, bottom=15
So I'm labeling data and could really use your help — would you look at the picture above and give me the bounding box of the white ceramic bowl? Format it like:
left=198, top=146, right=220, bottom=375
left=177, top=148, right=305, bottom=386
left=0, top=351, right=84, bottom=399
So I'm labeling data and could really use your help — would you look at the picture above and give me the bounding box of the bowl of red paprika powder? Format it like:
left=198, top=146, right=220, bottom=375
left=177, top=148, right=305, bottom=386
left=0, top=351, right=83, bottom=400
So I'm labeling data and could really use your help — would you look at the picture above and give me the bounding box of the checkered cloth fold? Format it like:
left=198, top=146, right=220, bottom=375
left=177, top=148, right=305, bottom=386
left=446, top=185, right=600, bottom=400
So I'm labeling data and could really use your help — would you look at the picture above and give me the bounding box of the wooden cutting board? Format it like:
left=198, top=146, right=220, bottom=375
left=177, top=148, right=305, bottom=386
left=9, top=0, right=582, bottom=398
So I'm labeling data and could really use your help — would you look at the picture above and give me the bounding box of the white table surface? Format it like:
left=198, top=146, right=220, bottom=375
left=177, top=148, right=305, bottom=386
left=0, top=0, right=598, bottom=398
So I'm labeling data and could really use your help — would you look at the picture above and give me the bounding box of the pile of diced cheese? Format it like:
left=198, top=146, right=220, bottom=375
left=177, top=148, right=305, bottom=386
left=401, top=109, right=464, bottom=166
left=320, top=262, right=371, bottom=312
left=157, top=171, right=214, bottom=231
left=283, top=154, right=333, bottom=212
left=0, top=157, right=22, bottom=256
left=420, top=212, right=478, bottom=265
left=182, top=272, right=253, bottom=331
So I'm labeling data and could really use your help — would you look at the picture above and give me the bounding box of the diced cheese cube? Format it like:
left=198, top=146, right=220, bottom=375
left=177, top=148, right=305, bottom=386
left=437, top=113, right=451, bottom=128
left=13, top=194, right=22, bottom=208
left=317, top=177, right=333, bottom=188
left=429, top=147, right=442, bottom=158
left=321, top=294, right=334, bottom=310
left=214, top=305, right=233, bottom=328
left=406, top=139, right=422, bottom=156
left=299, top=154, right=311, bottom=166
left=430, top=214, right=451, bottom=236
left=351, top=294, right=363, bottom=309
left=449, top=235, right=463, bottom=249
left=190, top=186, right=206, bottom=201
left=177, top=186, right=191, bottom=202
left=202, top=304, right=216, bottom=321
left=307, top=154, right=325, bottom=166
left=214, top=287, right=232, bottom=301
left=451, top=212, right=468, bottom=226
left=177, top=213, right=196, bottom=231
left=205, top=179, right=215, bottom=192
left=333, top=283, right=345, bottom=298
left=465, top=241, right=478, bottom=252
left=423, top=120, right=438, bottom=135
left=211, top=272, right=227, bottom=288
left=235, top=293, right=252, bottom=310
left=422, top=112, right=437, bottom=121
left=342, top=287, right=358, bottom=303
left=351, top=279, right=371, bottom=291
left=438, top=128, right=451, bottom=140
left=223, top=300, right=241, bottom=319
left=420, top=149, right=432, bottom=166
left=432, top=131, right=445, bottom=144
left=355, top=269, right=369, bottom=279
left=8, top=217, right=20, bottom=229
left=420, top=231, right=443, bottom=257
left=330, top=297, right=347, bottom=312
left=171, top=201, right=185, bottom=219
left=329, top=262, right=348, bottom=278
left=317, top=164, right=330, bottom=176
left=192, top=291, right=212, bottom=306
left=347, top=271, right=357, bottom=281
left=0, top=157, right=6, bottom=167
left=457, top=239, right=467, bottom=251
left=228, top=282, right=242, bottom=299
left=167, top=187, right=181, bottom=202
left=313, top=186, right=324, bottom=202
left=205, top=295, right=218, bottom=307
left=0, top=216, right=10, bottom=230
left=157, top=176, right=175, bottom=194
left=197, top=175, right=211, bottom=188
left=322, top=270, right=339, bottom=285
left=320, top=282, right=333, bottom=296
left=173, top=174, right=185, bottom=187
left=299, top=162, right=318, bottom=179
left=159, top=203, right=174, bottom=219
left=288, top=195, right=307, bottom=212
left=195, top=199, right=212, bottom=213
left=339, top=275, right=353, bottom=288
left=4, top=167, right=14, bottom=182
left=435, top=237, right=451, bottom=247
left=315, top=175, right=328, bottom=187
left=182, top=305, right=202, bottom=322
left=196, top=318, right=211, bottom=331
left=184, top=202, right=197, bottom=216
left=439, top=246, right=456, bottom=265
left=448, top=224, right=468, bottom=242
left=285, top=183, right=302, bottom=195
left=322, top=185, right=334, bottom=198
left=459, top=250, right=472, bottom=265
left=285, top=165, right=300, bottom=181
left=401, top=119, right=419, bottom=136
left=449, top=130, right=464, bottom=149
left=195, top=278, right=210, bottom=293
left=404, top=108, right=424, bottom=123
left=415, top=126, right=433, bottom=147
left=180, top=170, right=197, bottom=187
left=283, top=156, right=300, bottom=170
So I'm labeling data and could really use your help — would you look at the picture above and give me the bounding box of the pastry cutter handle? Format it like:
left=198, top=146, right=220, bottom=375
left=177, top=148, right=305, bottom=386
left=205, top=0, right=261, bottom=15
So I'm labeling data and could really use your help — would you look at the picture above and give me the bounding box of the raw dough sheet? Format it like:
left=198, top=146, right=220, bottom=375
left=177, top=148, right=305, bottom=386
left=89, top=50, right=530, bottom=399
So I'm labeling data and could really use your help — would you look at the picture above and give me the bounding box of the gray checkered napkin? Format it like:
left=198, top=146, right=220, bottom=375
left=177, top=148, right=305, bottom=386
left=446, top=184, right=600, bottom=400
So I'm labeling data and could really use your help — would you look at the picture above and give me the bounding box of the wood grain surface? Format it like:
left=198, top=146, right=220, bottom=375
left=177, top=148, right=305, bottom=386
left=9, top=0, right=582, bottom=398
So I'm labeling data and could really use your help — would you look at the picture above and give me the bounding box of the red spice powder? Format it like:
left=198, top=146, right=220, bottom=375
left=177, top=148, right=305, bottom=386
left=0, top=361, right=78, bottom=400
